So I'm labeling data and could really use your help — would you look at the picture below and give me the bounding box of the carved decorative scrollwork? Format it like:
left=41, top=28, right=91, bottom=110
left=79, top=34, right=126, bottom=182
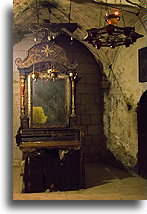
left=15, top=42, right=78, bottom=72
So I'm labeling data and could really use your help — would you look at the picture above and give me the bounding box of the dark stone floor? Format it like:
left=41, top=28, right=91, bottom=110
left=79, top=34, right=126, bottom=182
left=13, top=162, right=147, bottom=200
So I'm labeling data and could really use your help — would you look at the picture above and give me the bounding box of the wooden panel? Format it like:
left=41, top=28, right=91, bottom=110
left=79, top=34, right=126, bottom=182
left=20, top=141, right=81, bottom=149
left=138, top=102, right=147, bottom=179
left=24, top=155, right=46, bottom=193
left=23, top=149, right=83, bottom=193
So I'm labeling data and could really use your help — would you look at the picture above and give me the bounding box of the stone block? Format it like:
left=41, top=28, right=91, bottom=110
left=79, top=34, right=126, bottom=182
left=92, top=135, right=103, bottom=145
left=79, top=75, right=87, bottom=84
left=21, top=37, right=35, bottom=51
left=13, top=104, right=20, bottom=112
left=75, top=54, right=89, bottom=63
left=13, top=159, right=21, bottom=167
left=13, top=77, right=19, bottom=84
left=89, top=145, right=101, bottom=156
left=79, top=125, right=88, bottom=134
left=95, top=94, right=104, bottom=104
left=13, top=71, right=19, bottom=82
left=13, top=114, right=20, bottom=127
left=77, top=84, right=94, bottom=93
left=13, top=50, right=27, bottom=61
left=13, top=147, right=22, bottom=160
left=83, top=144, right=90, bottom=156
left=13, top=115, right=20, bottom=128
left=76, top=115, right=81, bottom=125
left=94, top=84, right=101, bottom=92
left=86, top=74, right=101, bottom=84
left=78, top=63, right=100, bottom=74
left=86, top=104, right=100, bottom=114
left=81, top=94, right=95, bottom=104
left=81, top=115, right=90, bottom=125
left=76, top=94, right=81, bottom=104
left=13, top=136, right=17, bottom=147
left=88, top=125, right=101, bottom=135
left=13, top=83, right=20, bottom=94
left=100, top=80, right=110, bottom=89
left=13, top=93, right=20, bottom=105
left=13, top=113, right=20, bottom=129
left=13, top=124, right=20, bottom=135
left=76, top=104, right=86, bottom=114
left=84, top=155, right=91, bottom=163
left=13, top=63, right=18, bottom=72
left=14, top=114, right=20, bottom=124
left=84, top=135, right=92, bottom=144
left=91, top=115, right=103, bottom=124
left=13, top=39, right=22, bottom=49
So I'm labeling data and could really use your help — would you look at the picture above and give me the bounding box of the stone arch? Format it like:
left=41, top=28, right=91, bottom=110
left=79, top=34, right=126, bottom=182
left=137, top=90, right=147, bottom=178
left=56, top=34, right=105, bottom=162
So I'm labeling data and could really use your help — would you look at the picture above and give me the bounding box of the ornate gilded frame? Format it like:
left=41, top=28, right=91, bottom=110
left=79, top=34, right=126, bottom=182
left=15, top=41, right=79, bottom=129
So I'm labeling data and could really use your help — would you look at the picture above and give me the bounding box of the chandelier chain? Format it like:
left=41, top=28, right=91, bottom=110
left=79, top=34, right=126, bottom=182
left=35, top=0, right=40, bottom=26
left=69, top=0, right=72, bottom=23
left=120, top=0, right=126, bottom=27
left=99, top=1, right=103, bottom=28
left=104, top=0, right=108, bottom=26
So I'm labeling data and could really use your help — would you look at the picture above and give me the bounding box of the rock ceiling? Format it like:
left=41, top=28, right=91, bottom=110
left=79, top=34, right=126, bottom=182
left=13, top=0, right=146, bottom=38
left=13, top=0, right=146, bottom=71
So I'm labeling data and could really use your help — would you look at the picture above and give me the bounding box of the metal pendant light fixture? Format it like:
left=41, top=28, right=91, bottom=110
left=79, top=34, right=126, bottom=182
left=83, top=1, right=144, bottom=49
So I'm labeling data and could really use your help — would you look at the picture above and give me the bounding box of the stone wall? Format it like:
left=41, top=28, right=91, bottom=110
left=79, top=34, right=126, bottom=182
left=93, top=0, right=146, bottom=7
left=102, top=16, right=147, bottom=170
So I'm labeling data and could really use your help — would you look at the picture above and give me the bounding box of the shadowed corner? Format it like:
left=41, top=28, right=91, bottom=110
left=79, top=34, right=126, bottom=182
left=5, top=6, right=14, bottom=206
left=12, top=161, right=146, bottom=203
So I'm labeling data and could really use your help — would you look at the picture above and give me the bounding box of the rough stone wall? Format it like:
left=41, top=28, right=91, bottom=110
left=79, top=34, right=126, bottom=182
left=102, top=16, right=147, bottom=170
left=93, top=0, right=146, bottom=7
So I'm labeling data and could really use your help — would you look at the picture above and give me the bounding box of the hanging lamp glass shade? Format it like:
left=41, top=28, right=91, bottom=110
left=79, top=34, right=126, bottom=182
left=105, top=12, right=120, bottom=25
left=83, top=8, right=143, bottom=49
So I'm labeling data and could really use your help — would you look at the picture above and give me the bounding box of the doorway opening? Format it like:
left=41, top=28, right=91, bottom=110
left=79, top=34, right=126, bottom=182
left=137, top=90, right=147, bottom=179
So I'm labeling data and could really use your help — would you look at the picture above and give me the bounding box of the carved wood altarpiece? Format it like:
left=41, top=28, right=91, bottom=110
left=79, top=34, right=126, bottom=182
left=15, top=40, right=85, bottom=193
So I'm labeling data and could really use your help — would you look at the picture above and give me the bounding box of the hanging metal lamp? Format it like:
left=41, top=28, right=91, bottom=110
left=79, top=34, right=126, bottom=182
left=83, top=4, right=144, bottom=49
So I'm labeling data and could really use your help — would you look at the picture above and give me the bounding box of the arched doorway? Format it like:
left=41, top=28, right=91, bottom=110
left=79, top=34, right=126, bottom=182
left=137, top=90, right=147, bottom=178
left=56, top=34, right=105, bottom=163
